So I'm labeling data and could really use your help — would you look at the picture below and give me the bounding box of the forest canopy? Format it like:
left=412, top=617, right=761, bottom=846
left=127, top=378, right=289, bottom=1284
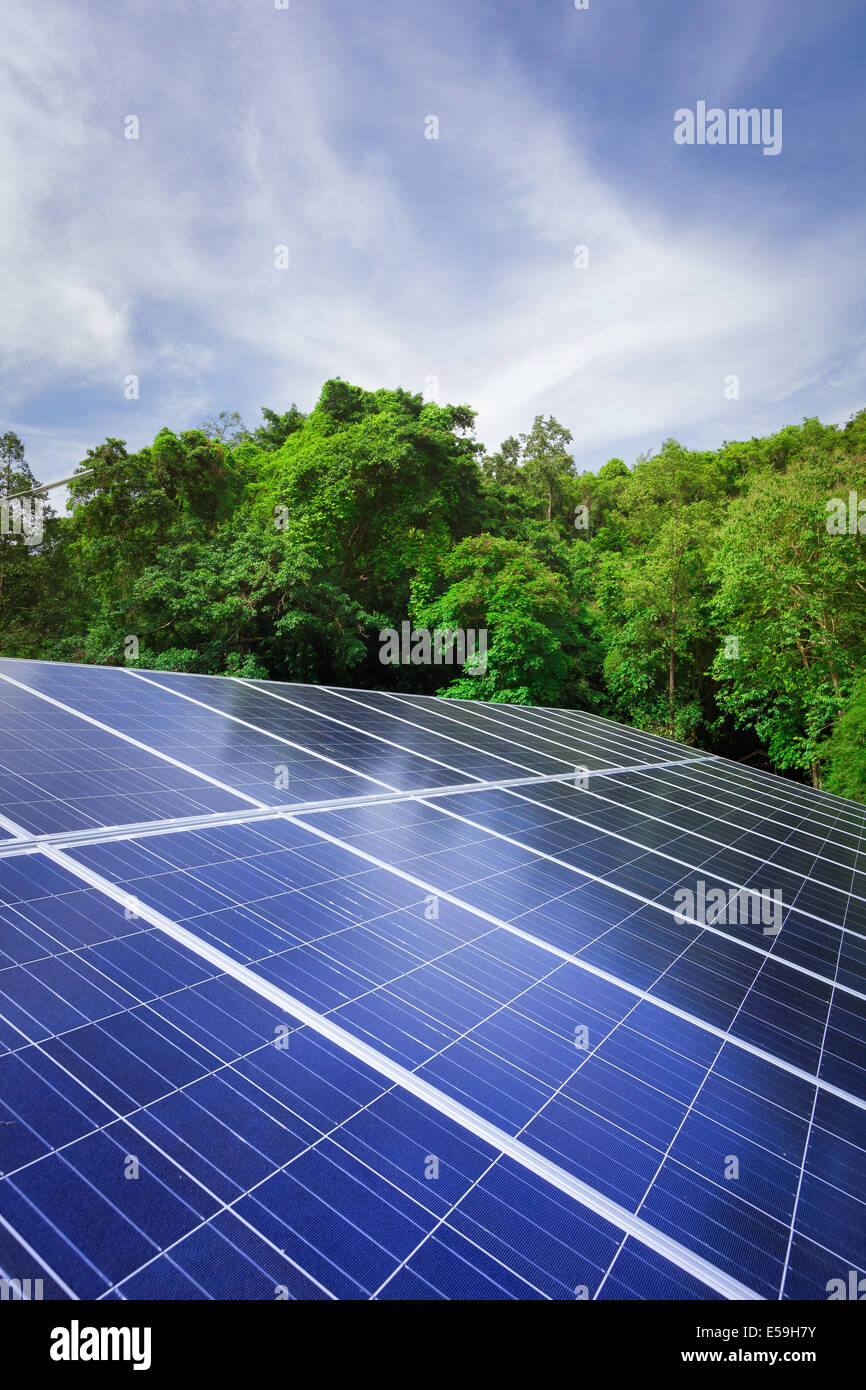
left=2, top=382, right=865, bottom=800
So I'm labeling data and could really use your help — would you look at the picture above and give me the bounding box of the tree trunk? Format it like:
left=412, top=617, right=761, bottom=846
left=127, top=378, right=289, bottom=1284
left=668, top=636, right=675, bottom=735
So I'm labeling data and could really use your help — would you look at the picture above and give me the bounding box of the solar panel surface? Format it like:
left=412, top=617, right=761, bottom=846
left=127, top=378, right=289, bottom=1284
left=1, top=657, right=864, bottom=1301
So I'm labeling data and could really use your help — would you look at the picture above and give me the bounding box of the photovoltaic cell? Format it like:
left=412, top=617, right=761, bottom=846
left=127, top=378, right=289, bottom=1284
left=135, top=673, right=490, bottom=790
left=0, top=657, right=864, bottom=1301
left=387, top=689, right=699, bottom=773
left=0, top=850, right=720, bottom=1300
left=321, top=684, right=655, bottom=775
left=0, top=660, right=386, bottom=809
left=0, top=672, right=250, bottom=835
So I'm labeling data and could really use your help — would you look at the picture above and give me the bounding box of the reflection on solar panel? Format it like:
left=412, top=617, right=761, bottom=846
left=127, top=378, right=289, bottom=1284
left=1, top=656, right=864, bottom=1301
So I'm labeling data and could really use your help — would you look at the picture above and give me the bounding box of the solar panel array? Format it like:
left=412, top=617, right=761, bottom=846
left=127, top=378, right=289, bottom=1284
left=1, top=656, right=864, bottom=1301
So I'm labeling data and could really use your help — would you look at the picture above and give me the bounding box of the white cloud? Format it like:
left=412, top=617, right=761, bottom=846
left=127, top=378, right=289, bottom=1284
left=0, top=0, right=863, bottom=486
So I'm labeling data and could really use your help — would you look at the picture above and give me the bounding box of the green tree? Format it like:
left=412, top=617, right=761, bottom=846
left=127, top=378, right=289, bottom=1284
left=255, top=381, right=484, bottom=624
left=5, top=380, right=866, bottom=804
left=0, top=432, right=60, bottom=657
left=519, top=414, right=578, bottom=525
left=820, top=677, right=866, bottom=802
left=417, top=534, right=594, bottom=705
left=710, top=451, right=866, bottom=783
left=249, top=405, right=305, bottom=451
left=598, top=441, right=723, bottom=739
left=200, top=410, right=248, bottom=445
left=63, top=430, right=245, bottom=664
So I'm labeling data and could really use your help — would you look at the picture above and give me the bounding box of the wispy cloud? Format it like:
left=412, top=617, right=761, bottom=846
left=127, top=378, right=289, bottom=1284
left=1, top=0, right=864, bottom=486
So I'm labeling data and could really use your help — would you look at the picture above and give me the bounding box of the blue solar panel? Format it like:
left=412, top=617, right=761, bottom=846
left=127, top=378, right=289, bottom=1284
left=369, top=687, right=697, bottom=770
left=0, top=673, right=250, bottom=835
left=0, top=660, right=392, bottom=810
left=1, top=657, right=864, bottom=1301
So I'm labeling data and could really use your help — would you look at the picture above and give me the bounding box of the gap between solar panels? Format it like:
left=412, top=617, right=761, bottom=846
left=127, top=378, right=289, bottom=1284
left=0, top=760, right=714, bottom=859
left=221, top=673, right=866, bottom=924
left=3, top=699, right=859, bottom=1005
left=4, top=765, right=863, bottom=976
left=5, top=665, right=860, bottom=957
left=2, top=679, right=861, bottom=951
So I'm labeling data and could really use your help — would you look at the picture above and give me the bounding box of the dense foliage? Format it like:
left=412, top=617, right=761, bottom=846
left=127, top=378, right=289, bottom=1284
left=2, top=382, right=864, bottom=799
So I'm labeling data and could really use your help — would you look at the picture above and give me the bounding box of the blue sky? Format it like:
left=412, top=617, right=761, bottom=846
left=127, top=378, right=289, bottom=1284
left=2, top=0, right=865, bottom=487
